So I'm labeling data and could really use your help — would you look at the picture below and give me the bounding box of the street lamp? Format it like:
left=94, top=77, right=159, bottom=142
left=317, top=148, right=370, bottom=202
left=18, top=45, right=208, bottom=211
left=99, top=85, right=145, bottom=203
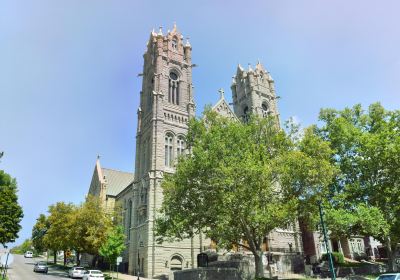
left=318, top=201, right=336, bottom=280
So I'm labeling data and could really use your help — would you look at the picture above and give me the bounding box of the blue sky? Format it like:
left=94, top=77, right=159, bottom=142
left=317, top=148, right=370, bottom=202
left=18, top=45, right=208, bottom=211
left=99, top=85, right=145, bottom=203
left=1, top=0, right=399, bottom=245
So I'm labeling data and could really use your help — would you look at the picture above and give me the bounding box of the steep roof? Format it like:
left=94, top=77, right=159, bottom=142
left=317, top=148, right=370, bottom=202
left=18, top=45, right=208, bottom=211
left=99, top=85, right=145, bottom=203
left=211, top=89, right=239, bottom=121
left=101, top=168, right=134, bottom=196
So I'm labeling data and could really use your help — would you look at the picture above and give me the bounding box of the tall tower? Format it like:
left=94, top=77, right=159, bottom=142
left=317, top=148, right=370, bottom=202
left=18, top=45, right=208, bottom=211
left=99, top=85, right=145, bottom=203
left=231, top=62, right=280, bottom=123
left=130, top=24, right=198, bottom=277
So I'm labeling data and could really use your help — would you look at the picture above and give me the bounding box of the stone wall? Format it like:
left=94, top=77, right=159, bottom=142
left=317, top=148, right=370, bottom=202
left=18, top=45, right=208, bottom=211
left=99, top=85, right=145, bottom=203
left=171, top=267, right=242, bottom=280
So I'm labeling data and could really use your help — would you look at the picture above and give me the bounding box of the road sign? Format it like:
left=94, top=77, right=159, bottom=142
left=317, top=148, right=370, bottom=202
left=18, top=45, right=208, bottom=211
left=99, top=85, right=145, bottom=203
left=0, top=253, right=14, bottom=266
left=116, top=256, right=122, bottom=264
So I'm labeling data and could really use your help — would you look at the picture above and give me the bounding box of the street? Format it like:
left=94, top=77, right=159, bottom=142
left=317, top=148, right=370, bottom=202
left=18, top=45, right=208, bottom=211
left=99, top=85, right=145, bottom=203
left=6, top=254, right=69, bottom=280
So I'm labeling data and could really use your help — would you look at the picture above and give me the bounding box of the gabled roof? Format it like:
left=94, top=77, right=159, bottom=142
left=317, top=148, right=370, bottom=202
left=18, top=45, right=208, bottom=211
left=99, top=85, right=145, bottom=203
left=211, top=91, right=239, bottom=121
left=101, top=168, right=134, bottom=197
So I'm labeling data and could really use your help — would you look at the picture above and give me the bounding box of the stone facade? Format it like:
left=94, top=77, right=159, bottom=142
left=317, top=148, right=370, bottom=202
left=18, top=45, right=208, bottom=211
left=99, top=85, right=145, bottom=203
left=127, top=24, right=201, bottom=278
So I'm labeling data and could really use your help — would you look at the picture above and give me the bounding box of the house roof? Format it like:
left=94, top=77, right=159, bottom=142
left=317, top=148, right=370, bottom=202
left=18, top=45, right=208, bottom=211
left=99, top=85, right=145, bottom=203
left=101, top=168, right=134, bottom=196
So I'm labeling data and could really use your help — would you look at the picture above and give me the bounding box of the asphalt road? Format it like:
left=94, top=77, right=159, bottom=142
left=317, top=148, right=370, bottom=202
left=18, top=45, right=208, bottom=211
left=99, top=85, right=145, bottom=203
left=6, top=254, right=70, bottom=280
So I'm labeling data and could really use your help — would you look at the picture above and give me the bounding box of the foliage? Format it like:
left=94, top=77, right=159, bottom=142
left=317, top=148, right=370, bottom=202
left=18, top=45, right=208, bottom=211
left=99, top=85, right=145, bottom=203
left=99, top=225, right=126, bottom=267
left=10, top=239, right=32, bottom=254
left=155, top=110, right=336, bottom=277
left=321, top=252, right=344, bottom=265
left=70, top=195, right=113, bottom=255
left=317, top=103, right=400, bottom=270
left=0, top=170, right=24, bottom=246
left=32, top=214, right=50, bottom=253
left=43, top=202, right=76, bottom=255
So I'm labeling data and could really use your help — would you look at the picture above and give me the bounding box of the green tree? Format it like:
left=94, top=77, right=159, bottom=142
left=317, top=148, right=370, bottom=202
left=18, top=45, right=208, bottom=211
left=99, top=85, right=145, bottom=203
left=44, top=202, right=76, bottom=264
left=71, top=195, right=113, bottom=265
left=99, top=225, right=126, bottom=276
left=32, top=214, right=50, bottom=254
left=0, top=170, right=24, bottom=246
left=318, top=103, right=399, bottom=270
left=10, top=239, right=32, bottom=254
left=155, top=111, right=335, bottom=277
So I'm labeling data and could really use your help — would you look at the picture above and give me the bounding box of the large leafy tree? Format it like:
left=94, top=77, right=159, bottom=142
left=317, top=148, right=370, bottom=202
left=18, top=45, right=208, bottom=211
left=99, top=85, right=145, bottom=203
left=99, top=225, right=126, bottom=275
left=318, top=103, right=399, bottom=270
left=0, top=170, right=24, bottom=246
left=32, top=214, right=50, bottom=253
left=44, top=202, right=76, bottom=264
left=155, top=111, right=335, bottom=277
left=71, top=195, right=113, bottom=264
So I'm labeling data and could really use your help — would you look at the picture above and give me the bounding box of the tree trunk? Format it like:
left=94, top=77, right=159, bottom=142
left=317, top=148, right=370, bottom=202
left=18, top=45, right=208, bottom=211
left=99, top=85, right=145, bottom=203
left=53, top=250, right=57, bottom=264
left=254, top=250, right=265, bottom=278
left=77, top=252, right=80, bottom=266
left=386, top=237, right=395, bottom=272
left=64, top=251, right=67, bottom=266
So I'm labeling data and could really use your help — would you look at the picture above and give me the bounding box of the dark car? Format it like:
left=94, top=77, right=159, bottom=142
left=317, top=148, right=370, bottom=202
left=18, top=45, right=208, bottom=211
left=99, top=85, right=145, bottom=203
left=33, top=261, right=48, bottom=273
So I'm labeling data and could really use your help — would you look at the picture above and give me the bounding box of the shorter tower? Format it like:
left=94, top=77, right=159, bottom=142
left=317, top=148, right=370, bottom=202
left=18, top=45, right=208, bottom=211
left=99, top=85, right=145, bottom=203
left=231, top=62, right=280, bottom=123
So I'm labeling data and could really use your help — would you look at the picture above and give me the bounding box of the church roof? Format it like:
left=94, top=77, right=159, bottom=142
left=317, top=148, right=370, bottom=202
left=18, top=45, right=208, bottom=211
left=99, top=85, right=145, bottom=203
left=101, top=168, right=134, bottom=197
left=211, top=90, right=239, bottom=121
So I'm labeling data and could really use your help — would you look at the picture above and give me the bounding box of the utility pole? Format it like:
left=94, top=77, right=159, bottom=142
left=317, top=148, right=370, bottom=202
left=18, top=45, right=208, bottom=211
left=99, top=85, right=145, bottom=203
left=319, top=201, right=336, bottom=280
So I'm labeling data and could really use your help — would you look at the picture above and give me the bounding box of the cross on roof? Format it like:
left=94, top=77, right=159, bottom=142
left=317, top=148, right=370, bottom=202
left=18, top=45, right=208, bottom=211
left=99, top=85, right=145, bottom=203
left=218, top=88, right=224, bottom=99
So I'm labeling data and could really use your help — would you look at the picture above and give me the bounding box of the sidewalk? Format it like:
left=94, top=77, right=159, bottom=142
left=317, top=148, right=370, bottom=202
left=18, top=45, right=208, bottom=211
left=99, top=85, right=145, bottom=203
left=108, top=272, right=153, bottom=280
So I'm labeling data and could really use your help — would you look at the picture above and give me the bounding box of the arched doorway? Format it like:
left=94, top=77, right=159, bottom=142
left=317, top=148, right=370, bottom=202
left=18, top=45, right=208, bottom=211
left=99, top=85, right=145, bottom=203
left=170, top=255, right=183, bottom=271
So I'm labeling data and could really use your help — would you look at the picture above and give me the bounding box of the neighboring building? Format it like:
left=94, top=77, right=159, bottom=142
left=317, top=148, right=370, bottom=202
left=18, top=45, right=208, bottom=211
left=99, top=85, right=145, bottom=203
left=87, top=157, right=134, bottom=212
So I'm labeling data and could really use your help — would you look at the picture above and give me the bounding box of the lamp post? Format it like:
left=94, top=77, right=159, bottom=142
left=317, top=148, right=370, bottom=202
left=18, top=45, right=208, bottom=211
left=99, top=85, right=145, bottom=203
left=318, top=201, right=336, bottom=280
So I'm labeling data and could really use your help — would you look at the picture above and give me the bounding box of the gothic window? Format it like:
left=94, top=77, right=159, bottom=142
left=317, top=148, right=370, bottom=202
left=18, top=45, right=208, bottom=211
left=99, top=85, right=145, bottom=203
left=172, top=38, right=177, bottom=50
left=177, top=136, right=185, bottom=157
left=127, top=200, right=132, bottom=240
left=165, top=133, right=174, bottom=167
left=243, top=106, right=249, bottom=123
left=262, top=103, right=269, bottom=118
left=168, top=72, right=180, bottom=105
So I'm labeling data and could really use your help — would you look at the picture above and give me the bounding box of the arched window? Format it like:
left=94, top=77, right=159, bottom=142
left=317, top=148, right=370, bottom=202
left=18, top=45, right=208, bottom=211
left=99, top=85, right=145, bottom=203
left=262, top=103, right=269, bottom=118
left=172, top=38, right=177, bottom=50
left=243, top=106, right=249, bottom=123
left=177, top=136, right=185, bottom=157
left=168, top=72, right=179, bottom=105
left=165, top=133, right=174, bottom=167
left=127, top=200, right=132, bottom=240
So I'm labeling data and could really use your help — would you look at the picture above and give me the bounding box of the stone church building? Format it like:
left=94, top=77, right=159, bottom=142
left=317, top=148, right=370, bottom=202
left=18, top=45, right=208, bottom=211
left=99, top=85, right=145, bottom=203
left=86, top=25, right=372, bottom=278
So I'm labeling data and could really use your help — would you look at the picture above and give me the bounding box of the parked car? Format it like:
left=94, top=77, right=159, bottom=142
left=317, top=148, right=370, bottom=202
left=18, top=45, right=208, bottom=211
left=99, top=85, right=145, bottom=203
left=376, top=274, right=400, bottom=280
left=68, top=266, right=86, bottom=278
left=24, top=251, right=33, bottom=258
left=33, top=261, right=48, bottom=273
left=82, top=270, right=104, bottom=280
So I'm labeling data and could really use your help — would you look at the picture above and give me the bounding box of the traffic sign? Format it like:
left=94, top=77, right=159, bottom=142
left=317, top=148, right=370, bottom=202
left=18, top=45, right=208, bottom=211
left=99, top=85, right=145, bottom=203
left=116, top=256, right=122, bottom=264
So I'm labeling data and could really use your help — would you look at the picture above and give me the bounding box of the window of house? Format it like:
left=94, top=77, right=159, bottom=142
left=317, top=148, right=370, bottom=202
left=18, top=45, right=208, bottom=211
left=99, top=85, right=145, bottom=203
left=168, top=72, right=179, bottom=105
left=177, top=136, right=185, bottom=157
left=165, top=133, right=174, bottom=167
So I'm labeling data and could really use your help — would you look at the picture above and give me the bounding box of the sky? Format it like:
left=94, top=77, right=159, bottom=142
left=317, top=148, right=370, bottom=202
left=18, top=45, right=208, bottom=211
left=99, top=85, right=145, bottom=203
left=1, top=0, right=399, bottom=246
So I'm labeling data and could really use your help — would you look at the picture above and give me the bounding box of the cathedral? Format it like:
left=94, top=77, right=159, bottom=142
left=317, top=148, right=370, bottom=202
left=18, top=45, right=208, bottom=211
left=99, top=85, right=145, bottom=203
left=88, top=24, right=304, bottom=278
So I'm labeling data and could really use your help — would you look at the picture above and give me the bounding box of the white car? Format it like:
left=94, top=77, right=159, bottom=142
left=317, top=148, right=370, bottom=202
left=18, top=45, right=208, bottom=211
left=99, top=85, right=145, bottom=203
left=24, top=251, right=33, bottom=258
left=82, top=270, right=104, bottom=280
left=376, top=274, right=400, bottom=280
left=68, top=266, right=86, bottom=278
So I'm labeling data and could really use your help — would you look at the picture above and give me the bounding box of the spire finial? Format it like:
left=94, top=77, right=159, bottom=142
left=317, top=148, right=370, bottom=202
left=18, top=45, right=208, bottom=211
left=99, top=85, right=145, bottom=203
left=218, top=88, right=225, bottom=100
left=97, top=154, right=101, bottom=160
left=185, top=37, right=191, bottom=47
left=158, top=26, right=163, bottom=36
left=173, top=22, right=177, bottom=31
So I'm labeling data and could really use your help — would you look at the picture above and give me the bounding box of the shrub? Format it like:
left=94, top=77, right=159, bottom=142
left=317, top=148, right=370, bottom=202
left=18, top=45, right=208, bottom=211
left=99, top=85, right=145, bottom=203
left=322, top=252, right=345, bottom=264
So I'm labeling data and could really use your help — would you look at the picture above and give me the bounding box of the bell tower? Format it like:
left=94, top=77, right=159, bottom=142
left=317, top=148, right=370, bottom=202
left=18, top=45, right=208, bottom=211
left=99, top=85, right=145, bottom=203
left=231, top=62, right=280, bottom=123
left=131, top=24, right=199, bottom=278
